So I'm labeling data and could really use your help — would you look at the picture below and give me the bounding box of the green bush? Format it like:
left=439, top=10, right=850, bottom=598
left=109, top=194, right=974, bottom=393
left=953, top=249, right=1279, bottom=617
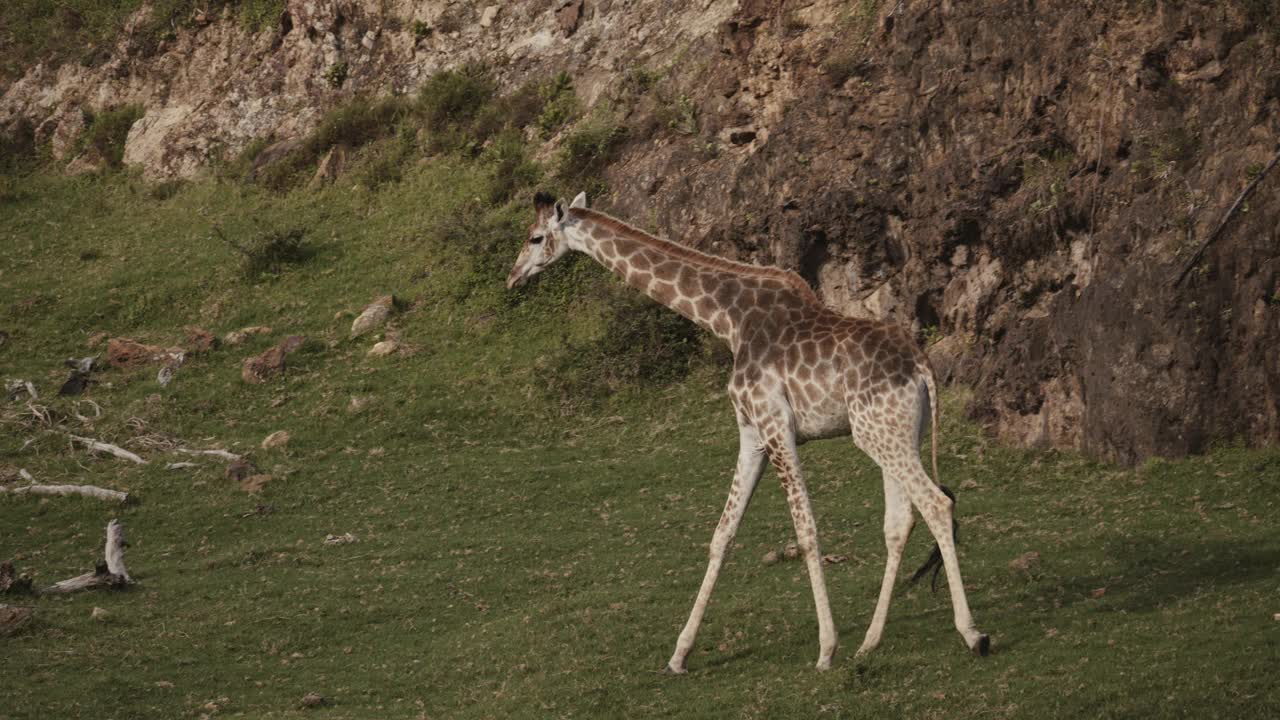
left=417, top=65, right=496, bottom=131
left=544, top=290, right=704, bottom=406
left=212, top=223, right=312, bottom=279
left=557, top=117, right=627, bottom=187
left=536, top=72, right=578, bottom=137
left=77, top=105, right=144, bottom=168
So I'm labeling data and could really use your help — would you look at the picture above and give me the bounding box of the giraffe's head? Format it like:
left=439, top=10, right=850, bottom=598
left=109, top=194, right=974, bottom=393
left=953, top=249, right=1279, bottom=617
left=506, top=191, right=587, bottom=289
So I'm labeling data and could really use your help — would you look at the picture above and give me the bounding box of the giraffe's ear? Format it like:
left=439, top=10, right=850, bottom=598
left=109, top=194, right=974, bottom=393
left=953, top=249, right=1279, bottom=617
left=570, top=192, right=587, bottom=209
left=553, top=199, right=567, bottom=223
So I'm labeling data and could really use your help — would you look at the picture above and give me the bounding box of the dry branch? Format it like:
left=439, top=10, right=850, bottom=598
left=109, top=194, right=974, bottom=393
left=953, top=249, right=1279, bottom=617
left=1175, top=146, right=1280, bottom=287
left=1, top=483, right=130, bottom=503
left=68, top=434, right=148, bottom=465
left=40, top=520, right=133, bottom=594
left=174, top=447, right=243, bottom=462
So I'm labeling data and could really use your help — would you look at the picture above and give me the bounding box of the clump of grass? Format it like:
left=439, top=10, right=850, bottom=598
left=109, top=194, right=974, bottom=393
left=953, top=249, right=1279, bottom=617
left=211, top=223, right=312, bottom=279
left=1022, top=147, right=1075, bottom=214
left=75, top=105, right=144, bottom=169
left=536, top=71, right=578, bottom=137
left=482, top=130, right=541, bottom=203
left=324, top=61, right=348, bottom=88
left=544, top=290, right=704, bottom=407
left=557, top=115, right=627, bottom=189
left=417, top=64, right=496, bottom=131
left=0, top=118, right=38, bottom=174
left=255, top=96, right=410, bottom=190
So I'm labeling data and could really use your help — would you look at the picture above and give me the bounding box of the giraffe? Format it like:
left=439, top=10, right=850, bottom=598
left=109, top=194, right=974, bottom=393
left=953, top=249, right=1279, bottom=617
left=506, top=191, right=990, bottom=672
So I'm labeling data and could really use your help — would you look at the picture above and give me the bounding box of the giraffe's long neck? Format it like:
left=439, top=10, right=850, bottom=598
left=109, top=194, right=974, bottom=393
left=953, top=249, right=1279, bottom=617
left=563, top=209, right=821, bottom=347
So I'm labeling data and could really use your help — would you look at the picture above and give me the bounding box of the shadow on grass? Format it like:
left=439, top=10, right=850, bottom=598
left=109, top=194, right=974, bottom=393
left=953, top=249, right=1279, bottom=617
left=1051, top=536, right=1280, bottom=613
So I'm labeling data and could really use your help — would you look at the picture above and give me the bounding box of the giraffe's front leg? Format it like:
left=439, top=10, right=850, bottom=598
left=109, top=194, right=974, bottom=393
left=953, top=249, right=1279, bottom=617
left=764, top=428, right=839, bottom=670
left=666, top=424, right=766, bottom=674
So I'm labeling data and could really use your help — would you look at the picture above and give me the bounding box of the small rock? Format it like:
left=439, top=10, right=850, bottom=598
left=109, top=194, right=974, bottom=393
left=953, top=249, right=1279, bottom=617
left=107, top=338, right=184, bottom=369
left=479, top=5, right=500, bottom=27
left=367, top=340, right=399, bottom=357
left=225, top=460, right=257, bottom=483
left=782, top=541, right=799, bottom=560
left=324, top=532, right=358, bottom=546
left=761, top=550, right=780, bottom=565
left=558, top=0, right=583, bottom=36
left=184, top=326, right=219, bottom=354
left=242, top=335, right=306, bottom=384
left=301, top=692, right=327, bottom=708
left=351, top=296, right=394, bottom=338
left=0, top=605, right=35, bottom=637
left=1008, top=551, right=1040, bottom=574
left=157, top=364, right=176, bottom=387
left=241, top=474, right=273, bottom=494
left=261, top=431, right=291, bottom=450
left=91, top=606, right=109, bottom=621
left=959, top=479, right=980, bottom=490
left=348, top=395, right=373, bottom=413
left=310, top=145, right=347, bottom=187
left=223, top=330, right=248, bottom=346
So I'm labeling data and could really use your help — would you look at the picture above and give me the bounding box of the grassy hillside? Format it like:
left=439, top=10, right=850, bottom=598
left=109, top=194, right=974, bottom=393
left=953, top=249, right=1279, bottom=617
left=3, top=126, right=1279, bottom=718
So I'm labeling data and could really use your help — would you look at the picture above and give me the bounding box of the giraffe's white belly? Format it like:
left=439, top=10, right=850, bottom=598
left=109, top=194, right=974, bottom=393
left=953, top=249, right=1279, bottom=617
left=789, top=380, right=850, bottom=442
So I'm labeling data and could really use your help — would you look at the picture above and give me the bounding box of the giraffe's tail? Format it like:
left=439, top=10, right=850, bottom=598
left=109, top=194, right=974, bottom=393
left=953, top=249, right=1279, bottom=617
left=909, top=364, right=958, bottom=593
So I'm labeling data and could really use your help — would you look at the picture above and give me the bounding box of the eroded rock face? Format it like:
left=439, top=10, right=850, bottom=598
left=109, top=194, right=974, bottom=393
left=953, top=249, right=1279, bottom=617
left=3, top=0, right=1278, bottom=462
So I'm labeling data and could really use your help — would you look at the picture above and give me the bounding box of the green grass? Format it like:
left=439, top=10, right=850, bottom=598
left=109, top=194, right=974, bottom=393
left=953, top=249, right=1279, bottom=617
left=2, top=165, right=1279, bottom=719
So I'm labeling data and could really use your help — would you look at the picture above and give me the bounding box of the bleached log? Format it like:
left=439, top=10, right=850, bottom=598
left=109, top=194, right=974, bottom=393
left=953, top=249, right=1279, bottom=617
left=68, top=434, right=147, bottom=465
left=39, top=519, right=133, bottom=594
left=165, top=462, right=199, bottom=470
left=1, top=483, right=130, bottom=503
left=104, top=519, right=130, bottom=581
left=174, top=447, right=243, bottom=462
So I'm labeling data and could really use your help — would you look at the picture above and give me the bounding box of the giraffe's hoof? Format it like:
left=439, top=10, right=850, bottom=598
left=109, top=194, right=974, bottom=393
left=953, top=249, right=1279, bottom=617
left=663, top=663, right=688, bottom=676
left=972, top=634, right=990, bottom=657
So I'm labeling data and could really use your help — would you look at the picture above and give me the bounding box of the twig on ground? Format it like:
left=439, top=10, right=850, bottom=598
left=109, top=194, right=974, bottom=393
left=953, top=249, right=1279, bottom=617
left=174, top=448, right=243, bottom=462
left=67, top=434, right=148, bottom=465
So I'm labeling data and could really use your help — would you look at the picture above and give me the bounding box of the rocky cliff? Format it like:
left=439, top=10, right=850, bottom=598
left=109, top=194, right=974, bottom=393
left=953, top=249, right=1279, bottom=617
left=3, top=0, right=1278, bottom=463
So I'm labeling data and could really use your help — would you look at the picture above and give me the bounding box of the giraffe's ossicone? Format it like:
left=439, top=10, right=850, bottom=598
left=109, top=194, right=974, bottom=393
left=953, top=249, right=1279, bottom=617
left=508, top=192, right=990, bottom=672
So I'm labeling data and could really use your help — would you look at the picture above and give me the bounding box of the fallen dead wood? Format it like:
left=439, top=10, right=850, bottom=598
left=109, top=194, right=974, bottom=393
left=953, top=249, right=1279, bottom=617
left=40, top=520, right=134, bottom=594
left=174, top=447, right=243, bottom=462
left=1, top=480, right=130, bottom=503
left=67, top=434, right=148, bottom=465
left=1175, top=145, right=1280, bottom=287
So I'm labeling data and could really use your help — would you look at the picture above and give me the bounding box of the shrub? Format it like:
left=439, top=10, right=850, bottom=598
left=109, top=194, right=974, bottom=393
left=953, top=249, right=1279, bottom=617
left=482, top=130, right=541, bottom=203
left=77, top=105, right=144, bottom=168
left=417, top=65, right=495, bottom=131
left=212, top=223, right=312, bottom=279
left=557, top=117, right=627, bottom=187
left=544, top=290, right=704, bottom=406
left=536, top=72, right=577, bottom=137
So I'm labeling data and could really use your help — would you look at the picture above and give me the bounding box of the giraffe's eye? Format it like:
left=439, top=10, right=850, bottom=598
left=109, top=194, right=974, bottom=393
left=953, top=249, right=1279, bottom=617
left=530, top=235, right=545, bottom=245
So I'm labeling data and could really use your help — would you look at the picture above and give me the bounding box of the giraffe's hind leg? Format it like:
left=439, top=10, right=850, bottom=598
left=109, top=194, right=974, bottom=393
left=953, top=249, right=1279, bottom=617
left=852, top=386, right=988, bottom=655
left=855, top=469, right=913, bottom=656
